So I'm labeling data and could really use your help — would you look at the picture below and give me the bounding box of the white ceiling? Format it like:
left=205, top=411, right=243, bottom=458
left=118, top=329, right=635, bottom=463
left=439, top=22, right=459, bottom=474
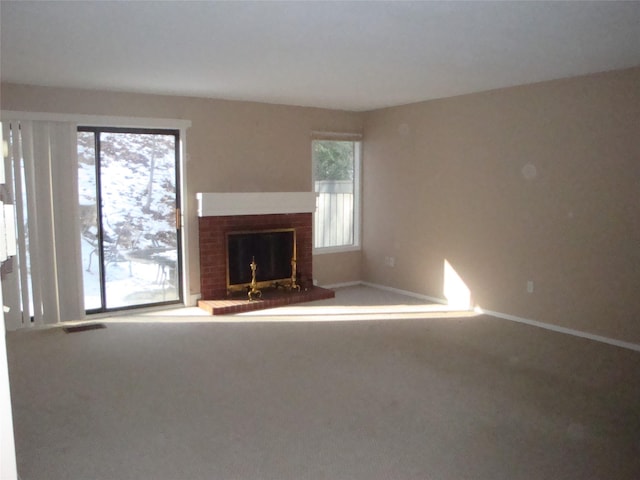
left=1, top=1, right=640, bottom=112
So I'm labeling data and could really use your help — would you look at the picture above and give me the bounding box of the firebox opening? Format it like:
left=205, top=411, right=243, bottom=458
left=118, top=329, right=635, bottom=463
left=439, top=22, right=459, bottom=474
left=226, top=228, right=296, bottom=294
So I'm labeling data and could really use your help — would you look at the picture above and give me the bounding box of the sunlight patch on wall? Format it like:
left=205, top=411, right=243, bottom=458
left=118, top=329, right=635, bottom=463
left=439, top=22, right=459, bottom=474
left=443, top=259, right=472, bottom=310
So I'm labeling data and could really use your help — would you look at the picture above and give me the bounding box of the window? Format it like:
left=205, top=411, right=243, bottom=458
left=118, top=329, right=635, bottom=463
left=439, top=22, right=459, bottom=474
left=312, top=139, right=361, bottom=251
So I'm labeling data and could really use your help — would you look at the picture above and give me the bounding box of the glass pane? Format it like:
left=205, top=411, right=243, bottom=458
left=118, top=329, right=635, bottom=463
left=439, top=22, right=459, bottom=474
left=99, top=132, right=179, bottom=308
left=313, top=141, right=355, bottom=248
left=313, top=141, right=354, bottom=181
left=77, top=131, right=102, bottom=310
left=18, top=148, right=34, bottom=318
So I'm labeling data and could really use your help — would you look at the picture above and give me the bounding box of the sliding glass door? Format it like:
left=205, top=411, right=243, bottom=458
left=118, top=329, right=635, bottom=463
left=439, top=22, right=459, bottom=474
left=77, top=127, right=182, bottom=311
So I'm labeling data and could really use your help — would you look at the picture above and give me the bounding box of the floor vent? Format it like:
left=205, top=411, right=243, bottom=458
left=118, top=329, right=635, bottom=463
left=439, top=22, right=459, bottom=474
left=63, top=323, right=106, bottom=334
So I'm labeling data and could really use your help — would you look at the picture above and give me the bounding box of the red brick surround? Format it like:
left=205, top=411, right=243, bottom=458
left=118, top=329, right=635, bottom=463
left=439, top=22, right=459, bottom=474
left=199, top=213, right=313, bottom=299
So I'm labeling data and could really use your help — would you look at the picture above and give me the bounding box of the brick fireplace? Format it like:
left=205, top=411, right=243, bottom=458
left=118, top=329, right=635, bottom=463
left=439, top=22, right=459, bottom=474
left=199, top=212, right=312, bottom=299
left=196, top=192, right=334, bottom=313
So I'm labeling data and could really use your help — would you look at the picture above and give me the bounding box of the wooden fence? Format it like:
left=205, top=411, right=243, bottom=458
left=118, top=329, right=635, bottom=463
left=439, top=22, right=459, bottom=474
left=314, top=180, right=353, bottom=248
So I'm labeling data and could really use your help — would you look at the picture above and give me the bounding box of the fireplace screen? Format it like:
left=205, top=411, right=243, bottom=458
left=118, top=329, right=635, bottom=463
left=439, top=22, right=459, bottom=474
left=226, top=228, right=295, bottom=292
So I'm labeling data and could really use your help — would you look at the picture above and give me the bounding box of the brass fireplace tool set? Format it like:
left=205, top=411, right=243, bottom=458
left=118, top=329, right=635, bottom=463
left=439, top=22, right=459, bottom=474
left=247, top=256, right=300, bottom=301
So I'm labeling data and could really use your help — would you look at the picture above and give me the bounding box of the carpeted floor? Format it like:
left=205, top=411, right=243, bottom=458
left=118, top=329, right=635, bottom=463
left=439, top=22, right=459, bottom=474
left=6, top=286, right=640, bottom=480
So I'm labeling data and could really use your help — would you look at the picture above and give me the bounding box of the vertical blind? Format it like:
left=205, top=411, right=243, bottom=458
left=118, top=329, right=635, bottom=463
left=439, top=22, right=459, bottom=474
left=1, top=120, right=84, bottom=329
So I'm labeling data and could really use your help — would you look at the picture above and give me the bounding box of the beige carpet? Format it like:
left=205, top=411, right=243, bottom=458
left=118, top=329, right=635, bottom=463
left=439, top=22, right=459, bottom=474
left=6, top=286, right=640, bottom=480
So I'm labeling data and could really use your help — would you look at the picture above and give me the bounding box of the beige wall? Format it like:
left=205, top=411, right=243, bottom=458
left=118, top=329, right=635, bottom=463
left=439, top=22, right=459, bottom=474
left=313, top=251, right=362, bottom=286
left=362, top=67, right=640, bottom=343
left=0, top=83, right=364, bottom=296
left=3, top=67, right=639, bottom=343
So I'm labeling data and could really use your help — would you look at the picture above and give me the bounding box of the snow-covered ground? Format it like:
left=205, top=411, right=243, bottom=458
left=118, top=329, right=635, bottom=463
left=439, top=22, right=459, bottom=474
left=81, top=237, right=178, bottom=309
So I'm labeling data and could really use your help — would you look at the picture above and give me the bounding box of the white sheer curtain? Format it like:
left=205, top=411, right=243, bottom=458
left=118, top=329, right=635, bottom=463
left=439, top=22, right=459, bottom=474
left=1, top=120, right=84, bottom=329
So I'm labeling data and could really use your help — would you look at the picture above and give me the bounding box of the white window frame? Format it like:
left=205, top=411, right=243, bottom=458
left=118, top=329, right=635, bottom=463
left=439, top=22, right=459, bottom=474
left=311, top=133, right=362, bottom=254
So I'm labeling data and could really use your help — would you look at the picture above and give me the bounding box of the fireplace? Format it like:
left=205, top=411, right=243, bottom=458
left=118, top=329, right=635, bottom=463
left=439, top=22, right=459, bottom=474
left=197, top=192, right=335, bottom=314
left=226, top=228, right=296, bottom=294
left=198, top=212, right=312, bottom=300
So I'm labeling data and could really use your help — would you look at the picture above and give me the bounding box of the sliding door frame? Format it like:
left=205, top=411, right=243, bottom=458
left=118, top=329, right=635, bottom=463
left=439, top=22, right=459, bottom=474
left=79, top=126, right=184, bottom=313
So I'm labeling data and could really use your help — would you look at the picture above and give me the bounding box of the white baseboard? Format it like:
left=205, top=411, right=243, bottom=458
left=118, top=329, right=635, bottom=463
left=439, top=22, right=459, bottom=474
left=360, top=281, right=448, bottom=305
left=328, top=281, right=640, bottom=353
left=325, top=280, right=447, bottom=305
left=320, top=281, right=362, bottom=290
left=479, top=308, right=640, bottom=353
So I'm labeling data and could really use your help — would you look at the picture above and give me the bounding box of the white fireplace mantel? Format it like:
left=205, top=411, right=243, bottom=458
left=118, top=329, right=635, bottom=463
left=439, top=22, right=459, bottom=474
left=197, top=192, right=316, bottom=217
